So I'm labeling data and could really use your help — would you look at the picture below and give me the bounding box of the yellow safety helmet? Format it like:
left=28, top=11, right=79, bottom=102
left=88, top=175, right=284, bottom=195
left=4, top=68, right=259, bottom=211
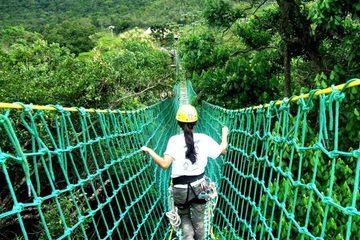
left=176, top=104, right=198, bottom=123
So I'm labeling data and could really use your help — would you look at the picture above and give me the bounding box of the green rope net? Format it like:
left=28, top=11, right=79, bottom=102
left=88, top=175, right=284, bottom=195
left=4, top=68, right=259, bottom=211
left=0, top=79, right=359, bottom=240
left=0, top=98, right=178, bottom=240
left=198, top=79, right=359, bottom=240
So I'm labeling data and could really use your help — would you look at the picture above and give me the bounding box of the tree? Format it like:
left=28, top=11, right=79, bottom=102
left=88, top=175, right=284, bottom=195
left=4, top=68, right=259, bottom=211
left=43, top=18, right=97, bottom=55
left=178, top=24, right=282, bottom=109
left=194, top=0, right=359, bottom=97
left=0, top=26, right=42, bottom=49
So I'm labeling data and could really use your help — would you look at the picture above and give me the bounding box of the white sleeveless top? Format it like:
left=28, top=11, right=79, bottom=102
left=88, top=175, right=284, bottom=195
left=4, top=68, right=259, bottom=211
left=164, top=133, right=222, bottom=178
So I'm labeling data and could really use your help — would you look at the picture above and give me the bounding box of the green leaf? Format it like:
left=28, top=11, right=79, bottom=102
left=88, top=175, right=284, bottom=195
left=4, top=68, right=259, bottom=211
left=354, top=108, right=359, bottom=117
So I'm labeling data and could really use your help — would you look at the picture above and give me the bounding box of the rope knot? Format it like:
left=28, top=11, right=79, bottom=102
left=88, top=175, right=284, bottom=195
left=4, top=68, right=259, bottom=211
left=307, top=183, right=316, bottom=190
left=13, top=203, right=24, bottom=213
left=333, top=91, right=345, bottom=102
left=265, top=225, right=273, bottom=233
left=48, top=104, right=65, bottom=113
left=279, top=100, right=290, bottom=111
left=344, top=206, right=358, bottom=216
left=329, top=84, right=345, bottom=102
left=76, top=107, right=88, bottom=116
left=64, top=228, right=72, bottom=236
left=301, top=105, right=312, bottom=112
left=298, top=226, right=309, bottom=234
left=256, top=106, right=266, bottom=113
left=78, top=215, right=85, bottom=222
left=353, top=149, right=360, bottom=158
left=296, top=93, right=315, bottom=112
left=39, top=148, right=48, bottom=154
left=322, top=196, right=332, bottom=204
left=268, top=101, right=277, bottom=110
left=0, top=152, right=8, bottom=165
left=285, top=171, right=292, bottom=179
left=53, top=189, right=61, bottom=196
left=34, top=197, right=43, bottom=205
left=14, top=102, right=32, bottom=112
left=328, top=151, right=339, bottom=158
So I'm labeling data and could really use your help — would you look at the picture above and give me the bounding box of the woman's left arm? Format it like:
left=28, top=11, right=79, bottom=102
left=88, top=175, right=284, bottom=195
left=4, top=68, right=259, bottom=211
left=141, top=146, right=173, bottom=169
left=220, top=126, right=229, bottom=154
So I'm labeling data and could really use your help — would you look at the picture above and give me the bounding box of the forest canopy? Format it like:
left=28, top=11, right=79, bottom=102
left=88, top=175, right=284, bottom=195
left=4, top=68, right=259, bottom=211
left=0, top=0, right=210, bottom=108
left=0, top=0, right=359, bottom=109
left=177, top=0, right=359, bottom=108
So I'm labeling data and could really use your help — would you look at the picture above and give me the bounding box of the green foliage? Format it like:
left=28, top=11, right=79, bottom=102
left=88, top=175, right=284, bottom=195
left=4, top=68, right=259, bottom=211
left=258, top=152, right=360, bottom=239
left=40, top=191, right=91, bottom=239
left=0, top=28, right=174, bottom=109
left=43, top=18, right=97, bottom=55
left=178, top=24, right=282, bottom=109
left=180, top=0, right=360, bottom=103
left=234, top=6, right=279, bottom=49
left=178, top=27, right=218, bottom=74
left=202, top=0, right=360, bottom=96
left=0, top=0, right=359, bottom=239
left=0, top=39, right=73, bottom=104
left=0, top=0, right=207, bottom=37
left=248, top=86, right=360, bottom=239
left=87, top=29, right=175, bottom=108
left=236, top=23, right=272, bottom=49
left=203, top=0, right=243, bottom=28
left=309, top=0, right=360, bottom=29
left=0, top=26, right=42, bottom=49
left=212, top=227, right=240, bottom=239
left=179, top=1, right=359, bottom=239
left=149, top=26, right=176, bottom=48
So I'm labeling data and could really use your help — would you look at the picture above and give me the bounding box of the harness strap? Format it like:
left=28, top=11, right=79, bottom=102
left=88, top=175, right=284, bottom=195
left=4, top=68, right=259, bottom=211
left=175, top=181, right=207, bottom=209
left=172, top=173, right=204, bottom=185
left=189, top=184, right=207, bottom=204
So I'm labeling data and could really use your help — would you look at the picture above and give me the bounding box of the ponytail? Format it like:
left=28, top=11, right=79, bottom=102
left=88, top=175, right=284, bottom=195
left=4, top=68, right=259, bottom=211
left=178, top=122, right=197, bottom=164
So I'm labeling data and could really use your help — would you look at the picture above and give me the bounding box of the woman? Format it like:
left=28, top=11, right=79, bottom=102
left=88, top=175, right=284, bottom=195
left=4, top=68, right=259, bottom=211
left=141, top=104, right=228, bottom=240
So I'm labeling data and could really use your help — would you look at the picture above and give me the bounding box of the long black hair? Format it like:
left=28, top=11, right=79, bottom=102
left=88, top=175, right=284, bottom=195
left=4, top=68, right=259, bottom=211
left=178, top=121, right=197, bottom=164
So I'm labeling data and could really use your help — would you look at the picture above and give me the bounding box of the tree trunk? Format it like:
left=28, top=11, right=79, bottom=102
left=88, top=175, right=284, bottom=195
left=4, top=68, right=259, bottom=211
left=277, top=0, right=324, bottom=89
left=277, top=0, right=292, bottom=96
left=284, top=42, right=291, bottom=96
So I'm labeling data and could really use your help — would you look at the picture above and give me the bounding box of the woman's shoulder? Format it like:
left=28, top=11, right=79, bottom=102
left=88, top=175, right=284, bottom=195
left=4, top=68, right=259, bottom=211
left=169, top=133, right=184, bottom=142
left=194, top=133, right=211, bottom=140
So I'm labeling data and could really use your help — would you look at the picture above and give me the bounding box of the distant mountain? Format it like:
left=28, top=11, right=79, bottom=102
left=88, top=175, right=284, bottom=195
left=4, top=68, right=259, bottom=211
left=0, top=0, right=206, bottom=32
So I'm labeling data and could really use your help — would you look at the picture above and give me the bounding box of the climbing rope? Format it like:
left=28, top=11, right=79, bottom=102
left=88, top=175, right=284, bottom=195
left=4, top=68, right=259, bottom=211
left=166, top=187, right=181, bottom=229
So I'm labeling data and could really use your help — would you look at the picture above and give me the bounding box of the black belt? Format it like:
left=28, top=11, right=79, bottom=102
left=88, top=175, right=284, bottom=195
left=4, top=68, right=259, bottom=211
left=172, top=173, right=204, bottom=185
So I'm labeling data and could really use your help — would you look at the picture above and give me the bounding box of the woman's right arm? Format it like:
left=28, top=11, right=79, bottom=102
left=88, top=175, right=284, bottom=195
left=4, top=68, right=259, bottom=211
left=141, top=146, right=173, bottom=169
left=220, top=126, right=229, bottom=154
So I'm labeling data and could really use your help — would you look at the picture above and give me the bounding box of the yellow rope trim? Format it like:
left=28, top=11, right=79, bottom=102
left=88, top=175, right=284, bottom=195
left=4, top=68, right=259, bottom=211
left=168, top=228, right=173, bottom=240
left=1, top=80, right=358, bottom=113
left=210, top=226, right=215, bottom=239
left=0, top=102, right=124, bottom=113
left=251, top=78, right=360, bottom=110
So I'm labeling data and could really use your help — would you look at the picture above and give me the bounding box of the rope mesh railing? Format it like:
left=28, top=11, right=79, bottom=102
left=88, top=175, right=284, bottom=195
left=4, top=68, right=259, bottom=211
left=0, top=97, right=178, bottom=239
left=1, top=79, right=359, bottom=240
left=197, top=79, right=360, bottom=240
left=186, top=80, right=197, bottom=104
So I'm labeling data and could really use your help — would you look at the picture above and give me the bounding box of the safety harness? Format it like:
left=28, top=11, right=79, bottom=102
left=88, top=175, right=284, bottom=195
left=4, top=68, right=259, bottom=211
left=172, top=173, right=207, bottom=209
left=166, top=174, right=218, bottom=231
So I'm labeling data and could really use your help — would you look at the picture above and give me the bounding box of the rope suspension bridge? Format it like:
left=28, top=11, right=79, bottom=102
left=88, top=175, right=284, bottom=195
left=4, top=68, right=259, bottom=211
left=0, top=79, right=359, bottom=240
